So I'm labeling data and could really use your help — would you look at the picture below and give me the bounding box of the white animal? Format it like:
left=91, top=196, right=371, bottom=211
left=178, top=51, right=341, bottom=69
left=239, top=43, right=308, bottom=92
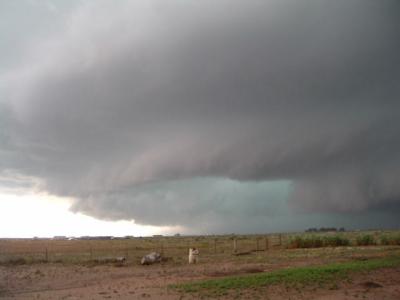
left=188, top=248, right=199, bottom=264
left=116, top=256, right=126, bottom=263
left=141, top=252, right=162, bottom=265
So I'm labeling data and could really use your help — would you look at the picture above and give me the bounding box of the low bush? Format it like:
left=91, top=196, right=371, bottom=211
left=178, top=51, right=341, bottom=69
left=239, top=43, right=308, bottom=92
left=323, top=235, right=350, bottom=247
left=289, top=235, right=350, bottom=249
left=356, top=235, right=376, bottom=246
left=289, top=236, right=323, bottom=248
left=380, top=234, right=400, bottom=245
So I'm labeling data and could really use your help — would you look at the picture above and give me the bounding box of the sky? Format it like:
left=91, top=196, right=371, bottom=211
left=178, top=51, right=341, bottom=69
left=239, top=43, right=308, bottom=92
left=1, top=0, right=400, bottom=237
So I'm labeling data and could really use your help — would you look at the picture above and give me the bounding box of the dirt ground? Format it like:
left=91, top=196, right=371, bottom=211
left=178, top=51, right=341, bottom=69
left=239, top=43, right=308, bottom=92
left=1, top=258, right=400, bottom=300
left=229, top=267, right=400, bottom=300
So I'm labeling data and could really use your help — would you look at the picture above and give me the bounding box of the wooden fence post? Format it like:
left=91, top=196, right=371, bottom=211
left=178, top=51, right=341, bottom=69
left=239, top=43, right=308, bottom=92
left=90, top=246, right=93, bottom=260
left=233, top=238, right=237, bottom=253
left=45, top=247, right=48, bottom=262
left=214, top=238, right=217, bottom=254
left=256, top=238, right=260, bottom=251
left=279, top=234, right=282, bottom=247
left=265, top=237, right=269, bottom=251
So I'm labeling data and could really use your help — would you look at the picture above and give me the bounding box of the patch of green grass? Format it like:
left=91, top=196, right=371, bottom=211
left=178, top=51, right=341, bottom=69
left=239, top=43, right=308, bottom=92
left=323, top=235, right=350, bottom=247
left=356, top=235, right=376, bottom=246
left=288, top=235, right=350, bottom=248
left=172, top=256, right=400, bottom=295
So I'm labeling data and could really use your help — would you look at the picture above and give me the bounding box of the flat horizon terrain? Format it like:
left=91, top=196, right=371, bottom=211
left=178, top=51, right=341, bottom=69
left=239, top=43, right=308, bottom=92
left=1, top=230, right=400, bottom=299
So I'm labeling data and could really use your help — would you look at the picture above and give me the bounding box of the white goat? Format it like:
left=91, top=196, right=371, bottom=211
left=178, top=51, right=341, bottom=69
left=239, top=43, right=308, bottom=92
left=188, top=248, right=199, bottom=264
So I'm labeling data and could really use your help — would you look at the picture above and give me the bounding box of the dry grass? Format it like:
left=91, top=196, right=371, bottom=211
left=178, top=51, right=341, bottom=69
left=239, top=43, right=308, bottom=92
left=1, top=230, right=399, bottom=265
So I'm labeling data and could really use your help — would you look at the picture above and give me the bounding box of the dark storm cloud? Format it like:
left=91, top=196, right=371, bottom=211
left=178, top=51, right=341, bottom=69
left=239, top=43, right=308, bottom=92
left=1, top=0, right=400, bottom=230
left=70, top=178, right=290, bottom=233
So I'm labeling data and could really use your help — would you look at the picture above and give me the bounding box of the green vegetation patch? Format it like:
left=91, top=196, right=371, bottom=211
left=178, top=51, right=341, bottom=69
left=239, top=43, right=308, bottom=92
left=381, top=234, right=400, bottom=246
left=356, top=234, right=376, bottom=246
left=172, top=256, right=400, bottom=295
left=288, top=235, right=350, bottom=248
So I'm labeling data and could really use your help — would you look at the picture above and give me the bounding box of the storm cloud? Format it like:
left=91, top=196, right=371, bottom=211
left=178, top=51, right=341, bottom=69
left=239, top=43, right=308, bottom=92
left=1, top=0, right=400, bottom=232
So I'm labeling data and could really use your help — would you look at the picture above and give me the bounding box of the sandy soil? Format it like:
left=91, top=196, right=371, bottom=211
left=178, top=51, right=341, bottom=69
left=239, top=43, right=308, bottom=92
left=1, top=260, right=400, bottom=299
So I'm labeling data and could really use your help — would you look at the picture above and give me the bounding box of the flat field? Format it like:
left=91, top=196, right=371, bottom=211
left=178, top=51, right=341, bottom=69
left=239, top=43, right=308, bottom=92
left=1, top=230, right=400, bottom=299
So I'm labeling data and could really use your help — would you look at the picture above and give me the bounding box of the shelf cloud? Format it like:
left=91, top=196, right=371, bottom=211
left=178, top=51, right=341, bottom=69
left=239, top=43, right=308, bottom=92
left=1, top=0, right=400, bottom=231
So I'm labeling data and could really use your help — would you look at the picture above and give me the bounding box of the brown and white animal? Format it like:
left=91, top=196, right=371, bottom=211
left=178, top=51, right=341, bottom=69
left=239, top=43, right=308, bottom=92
left=188, top=248, right=199, bottom=264
left=141, top=252, right=162, bottom=265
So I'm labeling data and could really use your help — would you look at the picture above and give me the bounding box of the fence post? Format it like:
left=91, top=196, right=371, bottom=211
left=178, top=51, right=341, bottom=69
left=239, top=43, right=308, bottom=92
left=279, top=234, right=282, bottom=247
left=45, top=247, right=48, bottom=262
left=233, top=238, right=237, bottom=253
left=214, top=238, right=217, bottom=254
left=90, top=246, right=93, bottom=260
left=256, top=238, right=259, bottom=251
left=265, top=237, right=269, bottom=251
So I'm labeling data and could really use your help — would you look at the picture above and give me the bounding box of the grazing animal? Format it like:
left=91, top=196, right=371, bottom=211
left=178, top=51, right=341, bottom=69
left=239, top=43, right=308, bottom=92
left=141, top=252, right=162, bottom=265
left=116, top=256, right=126, bottom=263
left=188, top=248, right=199, bottom=264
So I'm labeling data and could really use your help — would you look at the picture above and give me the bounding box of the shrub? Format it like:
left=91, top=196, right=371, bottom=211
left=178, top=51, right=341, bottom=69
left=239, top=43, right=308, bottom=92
left=380, top=235, right=400, bottom=245
left=289, top=235, right=350, bottom=249
left=289, top=236, right=323, bottom=248
left=356, top=235, right=376, bottom=246
left=381, top=236, right=389, bottom=245
left=312, top=237, right=324, bottom=248
left=323, top=235, right=350, bottom=247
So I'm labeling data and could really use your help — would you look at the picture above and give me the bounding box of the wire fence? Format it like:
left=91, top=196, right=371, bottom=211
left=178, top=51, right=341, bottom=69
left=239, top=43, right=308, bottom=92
left=0, top=230, right=398, bottom=264
left=0, top=234, right=285, bottom=264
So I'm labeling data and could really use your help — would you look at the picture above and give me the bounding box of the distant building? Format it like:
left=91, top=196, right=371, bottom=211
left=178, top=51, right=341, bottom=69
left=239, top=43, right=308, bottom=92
left=53, top=236, right=67, bottom=240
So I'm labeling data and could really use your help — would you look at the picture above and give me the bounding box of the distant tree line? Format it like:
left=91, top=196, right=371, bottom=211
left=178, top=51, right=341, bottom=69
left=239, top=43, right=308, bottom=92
left=305, top=227, right=345, bottom=233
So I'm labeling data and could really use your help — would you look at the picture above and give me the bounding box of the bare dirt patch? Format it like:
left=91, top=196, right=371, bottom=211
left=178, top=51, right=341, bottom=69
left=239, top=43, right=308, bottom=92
left=205, top=265, right=265, bottom=277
